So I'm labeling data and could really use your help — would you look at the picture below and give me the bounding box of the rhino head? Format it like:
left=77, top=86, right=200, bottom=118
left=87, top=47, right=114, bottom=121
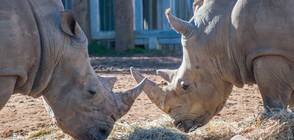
left=131, top=7, right=234, bottom=132
left=40, top=11, right=146, bottom=139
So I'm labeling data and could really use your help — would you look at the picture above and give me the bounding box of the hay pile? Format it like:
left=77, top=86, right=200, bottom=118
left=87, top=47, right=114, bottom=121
left=241, top=110, right=294, bottom=139
left=108, top=114, right=189, bottom=140
left=7, top=111, right=294, bottom=139
left=189, top=110, right=294, bottom=139
left=6, top=125, right=72, bottom=140
left=109, top=111, right=294, bottom=140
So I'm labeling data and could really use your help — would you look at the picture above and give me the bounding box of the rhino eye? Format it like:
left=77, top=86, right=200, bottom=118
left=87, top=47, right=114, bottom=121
left=87, top=90, right=96, bottom=95
left=180, top=81, right=189, bottom=90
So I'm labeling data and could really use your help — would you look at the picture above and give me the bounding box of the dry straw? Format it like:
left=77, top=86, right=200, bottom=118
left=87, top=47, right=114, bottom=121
left=6, top=110, right=294, bottom=140
left=108, top=111, right=294, bottom=140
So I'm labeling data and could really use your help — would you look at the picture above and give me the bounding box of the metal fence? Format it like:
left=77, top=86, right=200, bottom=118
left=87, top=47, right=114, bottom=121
left=63, top=0, right=194, bottom=50
left=90, top=0, right=194, bottom=50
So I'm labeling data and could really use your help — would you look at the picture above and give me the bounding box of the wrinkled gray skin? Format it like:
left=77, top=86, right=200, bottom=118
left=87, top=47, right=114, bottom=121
left=131, top=0, right=294, bottom=133
left=0, top=1, right=146, bottom=139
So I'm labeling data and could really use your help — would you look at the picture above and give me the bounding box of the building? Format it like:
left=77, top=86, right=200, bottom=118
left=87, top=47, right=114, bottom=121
left=62, top=0, right=194, bottom=51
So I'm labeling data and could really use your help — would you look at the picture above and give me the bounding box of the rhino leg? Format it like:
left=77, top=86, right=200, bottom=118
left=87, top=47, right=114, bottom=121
left=253, top=56, right=294, bottom=111
left=0, top=77, right=16, bottom=110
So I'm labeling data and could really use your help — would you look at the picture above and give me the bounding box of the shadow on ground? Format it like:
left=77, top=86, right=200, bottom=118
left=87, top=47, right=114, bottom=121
left=91, top=56, right=182, bottom=74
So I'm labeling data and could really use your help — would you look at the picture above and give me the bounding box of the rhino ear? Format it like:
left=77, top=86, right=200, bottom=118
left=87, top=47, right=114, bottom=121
left=157, top=69, right=177, bottom=83
left=165, top=8, right=196, bottom=36
left=60, top=11, right=81, bottom=38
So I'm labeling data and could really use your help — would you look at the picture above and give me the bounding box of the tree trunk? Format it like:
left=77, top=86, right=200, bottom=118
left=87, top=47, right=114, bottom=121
left=113, top=0, right=134, bottom=52
left=71, top=0, right=92, bottom=43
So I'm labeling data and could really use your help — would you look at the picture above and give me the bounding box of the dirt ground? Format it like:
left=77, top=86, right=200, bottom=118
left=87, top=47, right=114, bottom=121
left=0, top=56, right=264, bottom=138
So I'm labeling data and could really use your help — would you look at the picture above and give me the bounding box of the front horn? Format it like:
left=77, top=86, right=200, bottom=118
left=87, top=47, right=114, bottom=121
left=115, top=78, right=147, bottom=118
left=130, top=67, right=166, bottom=110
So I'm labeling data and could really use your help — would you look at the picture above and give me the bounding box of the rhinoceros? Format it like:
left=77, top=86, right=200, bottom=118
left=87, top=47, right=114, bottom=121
left=0, top=0, right=146, bottom=139
left=131, top=0, right=294, bottom=132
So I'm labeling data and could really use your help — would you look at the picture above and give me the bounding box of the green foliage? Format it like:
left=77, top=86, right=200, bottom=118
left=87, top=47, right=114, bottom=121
left=125, top=47, right=162, bottom=56
left=88, top=43, right=162, bottom=56
left=88, top=43, right=115, bottom=56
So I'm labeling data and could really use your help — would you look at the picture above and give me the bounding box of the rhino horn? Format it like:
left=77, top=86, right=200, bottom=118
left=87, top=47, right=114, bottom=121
left=98, top=76, right=117, bottom=91
left=165, top=8, right=196, bottom=36
left=117, top=78, right=146, bottom=117
left=157, top=69, right=177, bottom=83
left=130, top=67, right=166, bottom=110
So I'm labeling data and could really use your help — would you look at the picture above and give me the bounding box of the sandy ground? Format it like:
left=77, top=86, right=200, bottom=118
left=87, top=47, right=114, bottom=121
left=0, top=56, right=264, bottom=138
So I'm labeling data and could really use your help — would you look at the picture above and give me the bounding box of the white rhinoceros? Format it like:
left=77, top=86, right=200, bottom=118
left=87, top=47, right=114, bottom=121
left=131, top=0, right=294, bottom=132
left=0, top=0, right=146, bottom=139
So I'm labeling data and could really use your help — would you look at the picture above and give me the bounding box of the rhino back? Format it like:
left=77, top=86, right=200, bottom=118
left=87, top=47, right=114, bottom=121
left=230, top=0, right=294, bottom=84
left=0, top=0, right=65, bottom=97
left=0, top=1, right=41, bottom=94
left=233, top=0, right=294, bottom=51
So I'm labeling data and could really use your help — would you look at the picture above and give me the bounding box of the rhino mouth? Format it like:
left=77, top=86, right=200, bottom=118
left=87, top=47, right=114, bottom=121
left=86, top=124, right=112, bottom=140
left=174, top=120, right=205, bottom=133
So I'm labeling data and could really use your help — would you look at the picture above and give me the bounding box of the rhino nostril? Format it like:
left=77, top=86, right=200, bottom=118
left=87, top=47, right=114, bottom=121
left=167, top=108, right=172, bottom=114
left=88, top=126, right=111, bottom=140
left=99, top=128, right=110, bottom=139
left=88, top=89, right=96, bottom=95
left=174, top=120, right=182, bottom=127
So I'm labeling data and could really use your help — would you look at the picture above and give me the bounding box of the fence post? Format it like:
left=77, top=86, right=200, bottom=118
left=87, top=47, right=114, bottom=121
left=90, top=0, right=100, bottom=38
left=161, top=0, right=170, bottom=30
left=148, top=37, right=158, bottom=50
left=133, top=0, right=143, bottom=31
left=171, top=0, right=176, bottom=15
left=156, top=0, right=162, bottom=29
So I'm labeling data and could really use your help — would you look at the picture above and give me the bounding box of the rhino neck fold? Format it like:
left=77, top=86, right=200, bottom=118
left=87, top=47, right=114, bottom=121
left=220, top=1, right=244, bottom=88
left=225, top=1, right=256, bottom=86
left=28, top=0, right=65, bottom=98
left=195, top=0, right=244, bottom=88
